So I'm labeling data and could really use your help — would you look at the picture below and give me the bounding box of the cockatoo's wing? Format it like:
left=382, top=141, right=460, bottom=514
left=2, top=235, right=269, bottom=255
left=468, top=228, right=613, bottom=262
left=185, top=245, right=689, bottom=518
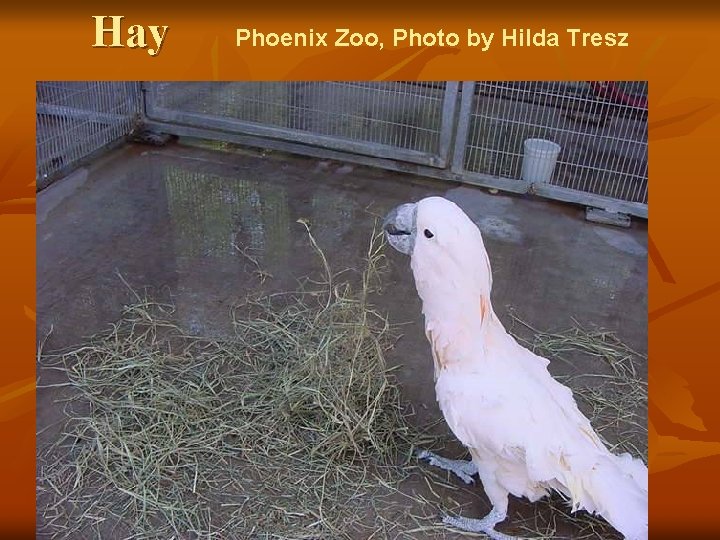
left=435, top=339, right=602, bottom=481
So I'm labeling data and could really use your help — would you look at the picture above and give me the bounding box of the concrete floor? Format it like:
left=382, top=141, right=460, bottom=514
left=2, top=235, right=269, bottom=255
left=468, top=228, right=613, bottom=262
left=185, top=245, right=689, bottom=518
left=36, top=141, right=647, bottom=538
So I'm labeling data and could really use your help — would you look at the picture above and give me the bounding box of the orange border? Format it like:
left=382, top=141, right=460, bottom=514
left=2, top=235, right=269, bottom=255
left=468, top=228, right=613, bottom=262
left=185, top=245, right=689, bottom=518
left=3, top=6, right=720, bottom=538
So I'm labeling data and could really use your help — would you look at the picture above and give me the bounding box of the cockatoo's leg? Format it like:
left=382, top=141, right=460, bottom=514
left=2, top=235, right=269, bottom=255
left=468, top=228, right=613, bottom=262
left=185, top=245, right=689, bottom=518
left=442, top=465, right=520, bottom=540
left=416, top=449, right=477, bottom=484
left=442, top=510, right=518, bottom=540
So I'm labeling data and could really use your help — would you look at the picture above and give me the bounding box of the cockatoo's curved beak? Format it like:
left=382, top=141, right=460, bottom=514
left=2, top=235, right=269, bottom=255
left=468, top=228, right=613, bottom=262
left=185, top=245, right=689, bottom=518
left=383, top=203, right=417, bottom=256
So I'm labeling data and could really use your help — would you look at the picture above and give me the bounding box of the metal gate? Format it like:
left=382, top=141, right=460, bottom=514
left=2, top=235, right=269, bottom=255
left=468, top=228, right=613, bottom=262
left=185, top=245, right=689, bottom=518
left=452, top=81, right=647, bottom=216
left=144, top=82, right=459, bottom=168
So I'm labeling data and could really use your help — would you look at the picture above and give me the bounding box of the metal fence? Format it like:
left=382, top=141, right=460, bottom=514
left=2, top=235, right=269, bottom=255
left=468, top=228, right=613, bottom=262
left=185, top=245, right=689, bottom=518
left=145, top=82, right=458, bottom=168
left=36, top=82, right=142, bottom=181
left=452, top=81, right=647, bottom=211
left=36, top=81, right=648, bottom=218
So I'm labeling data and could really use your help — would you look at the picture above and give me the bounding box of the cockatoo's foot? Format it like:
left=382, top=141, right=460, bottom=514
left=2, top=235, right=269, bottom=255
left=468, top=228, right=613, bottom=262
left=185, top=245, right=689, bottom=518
left=442, top=510, right=520, bottom=540
left=416, top=449, right=477, bottom=484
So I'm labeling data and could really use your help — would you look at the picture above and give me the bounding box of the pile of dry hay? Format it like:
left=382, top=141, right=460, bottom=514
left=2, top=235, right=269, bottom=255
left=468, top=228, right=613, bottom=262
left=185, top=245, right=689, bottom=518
left=38, top=223, right=434, bottom=539
left=37, top=221, right=647, bottom=540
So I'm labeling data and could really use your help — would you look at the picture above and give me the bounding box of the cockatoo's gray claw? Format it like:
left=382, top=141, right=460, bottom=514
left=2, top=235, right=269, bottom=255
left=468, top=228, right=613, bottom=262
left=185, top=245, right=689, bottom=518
left=441, top=512, right=521, bottom=540
left=415, top=448, right=477, bottom=484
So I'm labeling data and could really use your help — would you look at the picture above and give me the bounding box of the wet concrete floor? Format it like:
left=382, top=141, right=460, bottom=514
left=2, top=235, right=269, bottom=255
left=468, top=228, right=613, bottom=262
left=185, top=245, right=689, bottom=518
left=37, top=140, right=647, bottom=538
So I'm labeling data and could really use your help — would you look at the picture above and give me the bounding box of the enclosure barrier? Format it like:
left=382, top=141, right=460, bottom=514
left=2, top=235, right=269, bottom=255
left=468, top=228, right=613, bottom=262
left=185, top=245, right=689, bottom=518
left=36, top=82, right=142, bottom=183
left=36, top=81, right=648, bottom=218
left=452, top=81, right=647, bottom=214
left=144, top=81, right=458, bottom=168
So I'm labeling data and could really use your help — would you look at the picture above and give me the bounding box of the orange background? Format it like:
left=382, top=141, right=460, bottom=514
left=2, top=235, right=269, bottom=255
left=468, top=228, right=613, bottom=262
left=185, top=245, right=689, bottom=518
left=2, top=3, right=719, bottom=537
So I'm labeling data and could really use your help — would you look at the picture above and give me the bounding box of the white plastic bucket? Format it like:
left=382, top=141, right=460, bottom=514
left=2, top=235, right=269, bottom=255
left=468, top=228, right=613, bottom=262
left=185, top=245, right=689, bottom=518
left=521, top=138, right=561, bottom=183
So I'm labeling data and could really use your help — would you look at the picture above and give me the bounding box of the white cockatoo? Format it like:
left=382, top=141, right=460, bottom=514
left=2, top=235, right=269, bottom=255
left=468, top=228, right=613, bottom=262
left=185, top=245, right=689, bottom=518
left=383, top=196, right=647, bottom=540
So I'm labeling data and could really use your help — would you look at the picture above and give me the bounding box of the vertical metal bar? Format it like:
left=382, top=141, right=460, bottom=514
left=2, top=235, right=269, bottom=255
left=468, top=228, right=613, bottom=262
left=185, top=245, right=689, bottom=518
left=436, top=81, right=459, bottom=167
left=450, top=81, right=475, bottom=174
left=142, top=81, right=159, bottom=120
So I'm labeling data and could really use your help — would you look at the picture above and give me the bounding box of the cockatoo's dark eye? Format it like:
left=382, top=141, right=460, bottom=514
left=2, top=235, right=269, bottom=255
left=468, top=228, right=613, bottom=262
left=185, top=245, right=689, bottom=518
left=424, top=229, right=434, bottom=239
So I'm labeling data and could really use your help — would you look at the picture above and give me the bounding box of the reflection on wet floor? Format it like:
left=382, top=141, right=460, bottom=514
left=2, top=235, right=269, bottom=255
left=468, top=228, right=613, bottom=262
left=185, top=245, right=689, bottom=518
left=156, top=153, right=375, bottom=337
left=165, top=163, right=291, bottom=262
left=162, top=156, right=370, bottom=273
